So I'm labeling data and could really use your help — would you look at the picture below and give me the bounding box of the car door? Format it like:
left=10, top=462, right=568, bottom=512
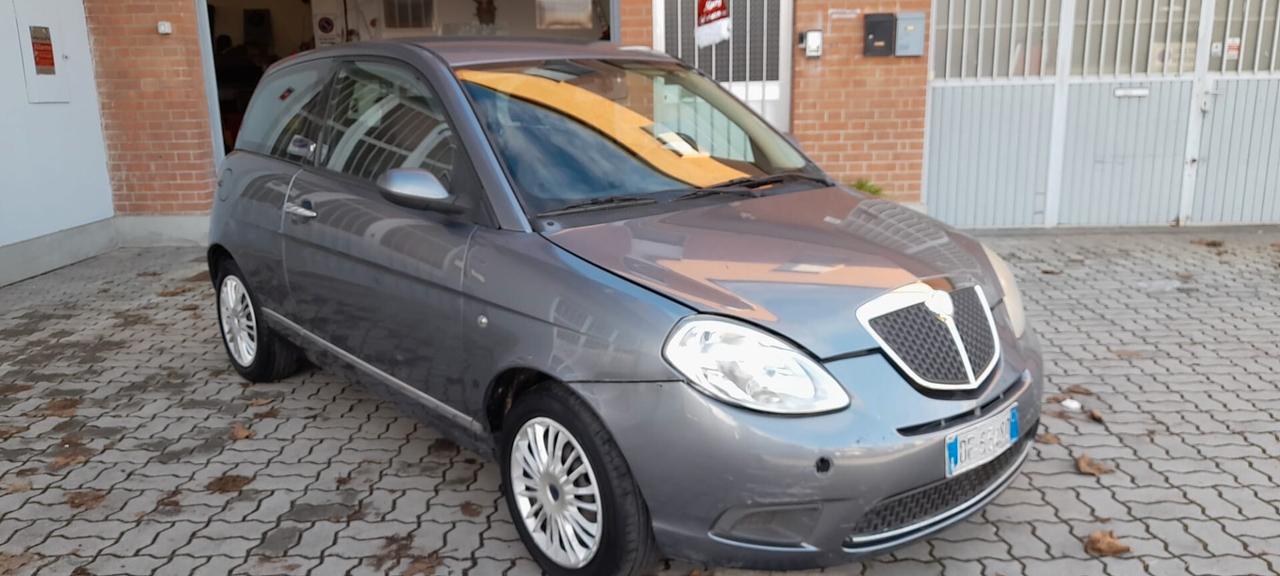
left=221, top=58, right=333, bottom=313
left=281, top=57, right=486, bottom=413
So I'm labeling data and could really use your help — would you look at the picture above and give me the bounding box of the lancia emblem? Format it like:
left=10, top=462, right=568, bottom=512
left=924, top=290, right=954, bottom=323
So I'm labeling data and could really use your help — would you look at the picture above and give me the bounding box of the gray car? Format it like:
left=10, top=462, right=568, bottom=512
left=208, top=38, right=1043, bottom=575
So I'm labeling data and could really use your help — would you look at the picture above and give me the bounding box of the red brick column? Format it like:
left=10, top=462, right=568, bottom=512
left=618, top=0, right=654, bottom=46
left=792, top=0, right=929, bottom=203
left=84, top=0, right=216, bottom=215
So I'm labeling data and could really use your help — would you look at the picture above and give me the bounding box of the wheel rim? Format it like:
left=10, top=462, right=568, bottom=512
left=510, top=416, right=603, bottom=569
left=218, top=275, right=257, bottom=367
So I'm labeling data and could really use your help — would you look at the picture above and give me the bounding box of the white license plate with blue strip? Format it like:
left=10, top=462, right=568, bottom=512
left=946, top=405, right=1019, bottom=477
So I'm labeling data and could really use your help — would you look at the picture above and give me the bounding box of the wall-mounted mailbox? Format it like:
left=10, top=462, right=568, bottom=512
left=895, top=12, right=926, bottom=56
left=864, top=14, right=896, bottom=57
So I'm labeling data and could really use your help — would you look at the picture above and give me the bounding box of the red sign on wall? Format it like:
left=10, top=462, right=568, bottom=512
left=695, top=0, right=731, bottom=48
left=30, top=26, right=55, bottom=75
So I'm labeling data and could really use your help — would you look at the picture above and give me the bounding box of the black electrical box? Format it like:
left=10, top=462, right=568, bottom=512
left=864, top=14, right=896, bottom=56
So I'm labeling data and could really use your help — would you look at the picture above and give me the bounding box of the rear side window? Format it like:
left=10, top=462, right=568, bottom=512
left=318, top=61, right=458, bottom=188
left=236, top=61, right=331, bottom=162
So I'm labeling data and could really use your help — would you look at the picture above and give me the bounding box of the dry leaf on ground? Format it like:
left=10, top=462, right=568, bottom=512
left=30, top=398, right=80, bottom=418
left=66, top=490, right=106, bottom=510
left=1088, top=409, right=1105, bottom=422
left=1065, top=384, right=1095, bottom=396
left=1113, top=349, right=1144, bottom=359
left=460, top=501, right=483, bottom=517
left=373, top=534, right=414, bottom=570
left=4, top=480, right=32, bottom=493
left=404, top=553, right=444, bottom=576
left=1084, top=530, right=1131, bottom=556
left=1041, top=268, right=1063, bottom=275
left=0, top=553, right=37, bottom=574
left=1036, top=432, right=1061, bottom=445
left=253, top=407, right=280, bottom=420
left=0, top=426, right=26, bottom=439
left=157, top=285, right=194, bottom=297
left=1191, top=239, right=1224, bottom=248
left=158, top=490, right=181, bottom=508
left=206, top=474, right=253, bottom=493
left=1044, top=394, right=1069, bottom=404
left=229, top=422, right=255, bottom=441
left=246, top=397, right=274, bottom=407
left=1076, top=454, right=1114, bottom=476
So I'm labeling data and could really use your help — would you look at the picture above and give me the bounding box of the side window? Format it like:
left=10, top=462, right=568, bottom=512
left=236, top=61, right=331, bottom=161
left=320, top=61, right=459, bottom=189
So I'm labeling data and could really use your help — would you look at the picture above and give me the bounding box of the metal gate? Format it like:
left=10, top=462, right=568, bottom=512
left=926, top=0, right=1280, bottom=227
left=652, top=0, right=794, bottom=130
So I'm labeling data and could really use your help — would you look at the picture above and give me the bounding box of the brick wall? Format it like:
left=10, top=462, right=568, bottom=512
left=618, top=0, right=653, bottom=46
left=792, top=0, right=928, bottom=202
left=84, top=0, right=216, bottom=215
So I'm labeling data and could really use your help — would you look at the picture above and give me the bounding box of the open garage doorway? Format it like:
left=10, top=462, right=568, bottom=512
left=200, top=0, right=618, bottom=154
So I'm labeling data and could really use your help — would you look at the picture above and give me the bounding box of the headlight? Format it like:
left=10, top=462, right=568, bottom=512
left=662, top=317, right=851, bottom=414
left=983, top=244, right=1027, bottom=338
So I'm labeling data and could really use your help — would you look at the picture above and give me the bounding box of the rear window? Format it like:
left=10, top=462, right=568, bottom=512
left=237, top=61, right=331, bottom=162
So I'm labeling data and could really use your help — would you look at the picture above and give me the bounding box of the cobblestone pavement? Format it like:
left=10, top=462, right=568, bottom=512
left=1, top=228, right=1279, bottom=575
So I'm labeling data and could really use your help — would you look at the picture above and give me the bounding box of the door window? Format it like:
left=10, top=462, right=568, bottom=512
left=236, top=61, right=331, bottom=162
left=319, top=61, right=459, bottom=189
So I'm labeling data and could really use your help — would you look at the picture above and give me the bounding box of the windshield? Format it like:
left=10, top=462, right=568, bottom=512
left=458, top=59, right=817, bottom=215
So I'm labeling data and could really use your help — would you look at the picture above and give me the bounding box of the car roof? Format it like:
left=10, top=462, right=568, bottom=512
left=395, top=37, right=677, bottom=67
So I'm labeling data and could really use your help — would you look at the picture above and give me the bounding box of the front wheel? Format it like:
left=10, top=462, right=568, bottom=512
left=500, top=385, right=657, bottom=576
left=215, top=260, right=302, bottom=382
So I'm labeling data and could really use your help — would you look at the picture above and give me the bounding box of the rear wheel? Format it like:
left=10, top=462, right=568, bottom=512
left=215, top=260, right=301, bottom=382
left=500, top=385, right=657, bottom=576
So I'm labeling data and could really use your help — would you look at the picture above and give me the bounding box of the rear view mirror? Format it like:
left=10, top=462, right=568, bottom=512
left=377, top=168, right=463, bottom=214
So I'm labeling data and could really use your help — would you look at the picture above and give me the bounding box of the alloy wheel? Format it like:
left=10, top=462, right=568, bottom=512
left=510, top=416, right=603, bottom=569
left=218, top=275, right=257, bottom=366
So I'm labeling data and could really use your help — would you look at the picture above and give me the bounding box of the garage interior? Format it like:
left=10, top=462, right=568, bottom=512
left=206, top=0, right=614, bottom=149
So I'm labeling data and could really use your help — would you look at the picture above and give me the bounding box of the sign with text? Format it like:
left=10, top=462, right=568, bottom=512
left=695, top=0, right=731, bottom=48
left=30, top=26, right=55, bottom=75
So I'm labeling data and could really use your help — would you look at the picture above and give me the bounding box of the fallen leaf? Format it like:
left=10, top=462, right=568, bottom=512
left=1088, top=409, right=1105, bottom=422
left=206, top=474, right=253, bottom=493
left=460, top=501, right=483, bottom=517
left=30, top=398, right=80, bottom=418
left=1191, top=239, right=1224, bottom=248
left=1040, top=268, right=1063, bottom=275
left=404, top=553, right=444, bottom=576
left=158, top=490, right=181, bottom=508
left=1113, top=349, right=1144, bottom=359
left=336, top=475, right=353, bottom=487
left=48, top=444, right=94, bottom=472
left=229, top=422, right=255, bottom=441
left=184, top=270, right=211, bottom=283
left=71, top=566, right=93, bottom=576
left=373, top=534, right=414, bottom=570
left=1175, top=271, right=1195, bottom=281
left=4, top=479, right=32, bottom=493
left=14, top=467, right=38, bottom=477
left=1084, top=530, right=1131, bottom=556
left=1065, top=385, right=1095, bottom=396
left=1043, top=409, right=1072, bottom=420
left=246, top=397, right=274, bottom=407
left=1044, top=394, right=1069, bottom=404
left=1036, top=432, right=1061, bottom=445
left=429, top=438, right=458, bottom=455
left=1076, top=454, right=1114, bottom=476
left=178, top=303, right=199, bottom=311
left=0, top=426, right=26, bottom=439
left=0, top=553, right=37, bottom=574
left=66, top=490, right=106, bottom=510
left=157, top=286, right=194, bottom=297
left=0, top=383, right=32, bottom=395
left=253, top=407, right=280, bottom=420
left=137, top=271, right=162, bottom=277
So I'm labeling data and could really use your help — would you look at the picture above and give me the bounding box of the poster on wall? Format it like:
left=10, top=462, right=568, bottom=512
left=695, top=0, right=731, bottom=48
left=537, top=0, right=593, bottom=29
left=30, top=26, right=56, bottom=75
left=314, top=13, right=342, bottom=46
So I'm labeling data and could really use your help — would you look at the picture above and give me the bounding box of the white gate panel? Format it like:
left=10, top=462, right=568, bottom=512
left=1192, top=78, right=1280, bottom=223
left=926, top=84, right=1055, bottom=227
left=1058, top=81, right=1193, bottom=225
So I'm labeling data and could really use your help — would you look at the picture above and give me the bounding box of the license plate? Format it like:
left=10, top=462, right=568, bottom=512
left=945, top=405, right=1019, bottom=477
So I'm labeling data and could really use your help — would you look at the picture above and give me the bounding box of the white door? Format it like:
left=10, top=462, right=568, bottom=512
left=652, top=0, right=795, bottom=131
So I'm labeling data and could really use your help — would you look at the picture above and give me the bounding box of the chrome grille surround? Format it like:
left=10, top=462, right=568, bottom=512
left=855, top=282, right=1001, bottom=391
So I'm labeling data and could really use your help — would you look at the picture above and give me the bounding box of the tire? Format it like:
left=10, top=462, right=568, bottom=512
left=214, top=260, right=302, bottom=382
left=500, top=385, right=658, bottom=576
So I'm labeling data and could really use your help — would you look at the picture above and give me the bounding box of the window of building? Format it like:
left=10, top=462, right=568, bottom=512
left=383, top=0, right=434, bottom=29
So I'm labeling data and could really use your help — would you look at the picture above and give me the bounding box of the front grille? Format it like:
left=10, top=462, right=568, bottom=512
left=845, top=431, right=1032, bottom=546
left=862, top=285, right=999, bottom=389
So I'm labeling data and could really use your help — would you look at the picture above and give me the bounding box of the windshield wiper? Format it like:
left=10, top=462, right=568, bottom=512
left=704, top=172, right=834, bottom=190
left=538, top=195, right=658, bottom=217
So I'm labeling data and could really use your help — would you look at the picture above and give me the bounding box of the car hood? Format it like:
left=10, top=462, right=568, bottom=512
left=543, top=186, right=998, bottom=358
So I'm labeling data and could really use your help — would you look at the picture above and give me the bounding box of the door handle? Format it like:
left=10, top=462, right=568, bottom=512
left=284, top=201, right=317, bottom=219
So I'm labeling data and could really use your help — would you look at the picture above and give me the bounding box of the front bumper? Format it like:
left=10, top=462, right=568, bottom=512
left=569, top=329, right=1043, bottom=570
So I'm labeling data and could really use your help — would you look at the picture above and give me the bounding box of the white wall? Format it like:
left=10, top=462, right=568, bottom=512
left=0, top=0, right=113, bottom=248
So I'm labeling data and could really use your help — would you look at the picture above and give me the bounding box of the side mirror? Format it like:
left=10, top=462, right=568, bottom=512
left=287, top=135, right=317, bottom=160
left=376, top=168, right=463, bottom=214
